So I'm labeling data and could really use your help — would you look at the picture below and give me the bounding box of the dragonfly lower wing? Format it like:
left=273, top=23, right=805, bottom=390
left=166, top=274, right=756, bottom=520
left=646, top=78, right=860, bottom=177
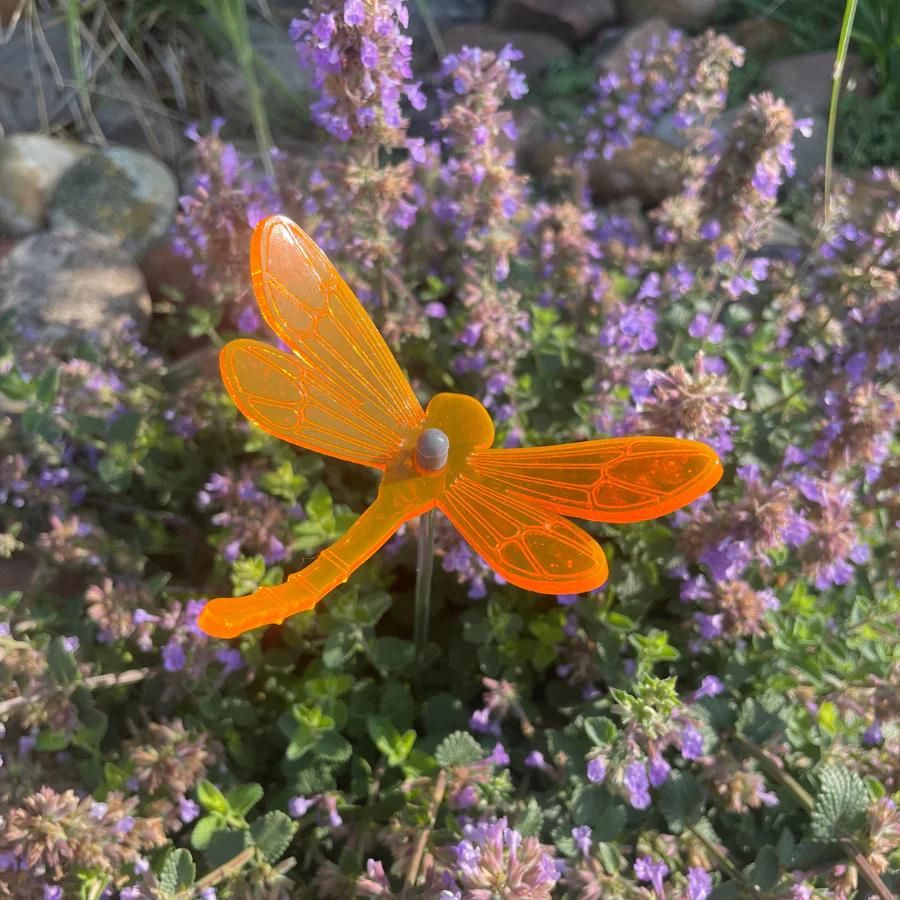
left=438, top=472, right=608, bottom=594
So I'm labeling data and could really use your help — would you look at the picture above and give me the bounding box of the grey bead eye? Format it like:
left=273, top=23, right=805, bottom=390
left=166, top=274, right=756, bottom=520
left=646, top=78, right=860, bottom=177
left=416, top=428, right=450, bottom=471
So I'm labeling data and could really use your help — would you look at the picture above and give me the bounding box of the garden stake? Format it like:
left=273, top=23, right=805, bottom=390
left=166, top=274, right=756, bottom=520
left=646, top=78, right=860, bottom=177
left=414, top=507, right=436, bottom=665
left=197, top=215, right=723, bottom=640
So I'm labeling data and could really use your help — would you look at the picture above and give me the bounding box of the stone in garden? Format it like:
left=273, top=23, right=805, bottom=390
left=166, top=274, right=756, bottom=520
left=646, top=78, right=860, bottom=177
left=0, top=229, right=151, bottom=347
left=729, top=16, right=790, bottom=55
left=763, top=51, right=872, bottom=116
left=48, top=145, right=178, bottom=260
left=0, top=18, right=75, bottom=133
left=0, top=134, right=89, bottom=236
left=790, top=113, right=826, bottom=183
left=515, top=107, right=569, bottom=182
left=93, top=76, right=186, bottom=165
left=598, top=18, right=674, bottom=74
left=493, top=0, right=616, bottom=45
left=440, top=25, right=572, bottom=77
left=589, top=135, right=683, bottom=206
left=408, top=0, right=487, bottom=57
left=618, top=0, right=718, bottom=29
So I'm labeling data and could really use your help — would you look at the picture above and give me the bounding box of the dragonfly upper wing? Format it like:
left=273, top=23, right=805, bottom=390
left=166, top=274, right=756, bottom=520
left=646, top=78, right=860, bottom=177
left=438, top=471, right=609, bottom=594
left=466, top=437, right=722, bottom=524
left=222, top=215, right=425, bottom=468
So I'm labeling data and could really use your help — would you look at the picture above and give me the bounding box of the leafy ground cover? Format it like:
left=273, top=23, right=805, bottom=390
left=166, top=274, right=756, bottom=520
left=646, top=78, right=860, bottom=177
left=0, top=1, right=898, bottom=898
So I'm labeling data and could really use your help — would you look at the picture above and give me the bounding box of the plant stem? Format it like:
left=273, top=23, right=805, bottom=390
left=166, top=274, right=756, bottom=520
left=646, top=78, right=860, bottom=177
left=414, top=509, right=436, bottom=665
left=0, top=667, right=151, bottom=717
left=824, top=0, right=860, bottom=223
left=403, top=769, right=447, bottom=890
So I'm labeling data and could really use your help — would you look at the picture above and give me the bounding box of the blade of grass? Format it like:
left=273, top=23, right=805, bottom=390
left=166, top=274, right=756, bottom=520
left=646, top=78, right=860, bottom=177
left=203, top=0, right=276, bottom=182
left=823, top=0, right=859, bottom=224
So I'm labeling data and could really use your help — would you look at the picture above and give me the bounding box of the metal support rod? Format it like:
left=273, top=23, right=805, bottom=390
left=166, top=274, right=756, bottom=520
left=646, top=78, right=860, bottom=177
left=414, top=508, right=436, bottom=664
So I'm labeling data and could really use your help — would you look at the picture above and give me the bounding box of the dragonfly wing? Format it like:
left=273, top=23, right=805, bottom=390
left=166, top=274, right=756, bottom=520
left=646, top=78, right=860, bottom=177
left=231, top=215, right=425, bottom=467
left=437, top=471, right=608, bottom=594
left=467, top=436, right=722, bottom=523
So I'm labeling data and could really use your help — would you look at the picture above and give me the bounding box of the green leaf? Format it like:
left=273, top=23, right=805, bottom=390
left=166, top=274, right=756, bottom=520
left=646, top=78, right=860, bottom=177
left=190, top=815, right=220, bottom=851
left=571, top=785, right=626, bottom=841
left=750, top=845, right=779, bottom=891
left=107, top=411, right=142, bottom=446
left=372, top=636, right=415, bottom=672
left=313, top=730, right=353, bottom=764
left=367, top=714, right=415, bottom=767
left=660, top=772, right=703, bottom=834
left=46, top=636, right=78, bottom=685
left=582, top=716, right=616, bottom=746
left=226, top=783, right=264, bottom=816
left=204, top=829, right=250, bottom=869
left=811, top=765, right=869, bottom=840
left=251, top=810, right=298, bottom=864
left=435, top=731, right=484, bottom=768
left=817, top=701, right=840, bottom=735
left=197, top=780, right=230, bottom=815
left=36, top=728, right=70, bottom=752
left=159, top=848, right=195, bottom=896
left=35, top=366, right=60, bottom=404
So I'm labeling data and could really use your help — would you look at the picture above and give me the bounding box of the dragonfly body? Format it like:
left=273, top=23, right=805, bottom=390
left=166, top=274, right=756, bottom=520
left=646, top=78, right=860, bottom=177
left=198, top=217, right=723, bottom=640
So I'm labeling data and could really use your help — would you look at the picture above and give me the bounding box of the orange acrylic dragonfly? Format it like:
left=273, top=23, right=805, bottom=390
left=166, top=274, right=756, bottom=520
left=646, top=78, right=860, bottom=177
left=197, top=216, right=723, bottom=639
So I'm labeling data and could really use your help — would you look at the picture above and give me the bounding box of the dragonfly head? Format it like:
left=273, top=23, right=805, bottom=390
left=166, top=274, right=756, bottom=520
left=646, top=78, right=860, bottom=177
left=422, top=393, right=495, bottom=466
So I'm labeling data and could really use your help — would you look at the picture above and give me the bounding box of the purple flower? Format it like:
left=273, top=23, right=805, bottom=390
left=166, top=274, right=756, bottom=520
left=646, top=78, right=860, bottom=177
left=289, top=795, right=317, bottom=817
left=648, top=753, right=671, bottom=787
left=623, top=761, right=651, bottom=809
left=179, top=797, right=200, bottom=823
left=572, top=825, right=592, bottom=857
left=525, top=750, right=547, bottom=770
left=44, top=887, right=63, bottom=900
left=486, top=742, right=510, bottom=767
left=687, top=867, right=713, bottom=900
left=343, top=0, right=365, bottom=26
left=162, top=640, right=186, bottom=673
left=692, top=675, right=725, bottom=700
left=215, top=648, right=244, bottom=676
left=634, top=855, right=669, bottom=898
left=116, top=816, right=135, bottom=834
left=586, top=757, right=607, bottom=784
left=680, top=723, right=705, bottom=760
left=862, top=722, right=882, bottom=746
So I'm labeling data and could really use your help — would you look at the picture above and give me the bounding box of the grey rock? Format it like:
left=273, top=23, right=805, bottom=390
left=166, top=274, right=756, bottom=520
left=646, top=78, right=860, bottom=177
left=598, top=18, right=675, bottom=74
left=790, top=113, right=827, bottom=184
left=93, top=76, right=186, bottom=165
left=764, top=51, right=872, bottom=117
left=48, top=146, right=178, bottom=260
left=410, top=0, right=488, bottom=50
left=619, top=0, right=719, bottom=29
left=440, top=24, right=572, bottom=77
left=0, top=20, right=76, bottom=134
left=589, top=135, right=683, bottom=206
left=493, top=0, right=616, bottom=45
left=0, top=134, right=89, bottom=236
left=0, top=229, right=151, bottom=347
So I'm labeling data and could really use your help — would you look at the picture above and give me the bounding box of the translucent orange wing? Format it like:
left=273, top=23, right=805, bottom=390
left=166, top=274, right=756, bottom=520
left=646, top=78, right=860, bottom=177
left=223, top=215, right=424, bottom=467
left=466, top=437, right=722, bottom=523
left=438, top=472, right=609, bottom=594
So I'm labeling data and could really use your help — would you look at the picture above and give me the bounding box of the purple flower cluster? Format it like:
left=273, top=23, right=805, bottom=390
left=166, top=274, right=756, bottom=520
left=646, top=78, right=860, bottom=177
left=289, top=0, right=424, bottom=146
left=441, top=818, right=560, bottom=899
left=581, top=28, right=742, bottom=163
left=198, top=469, right=300, bottom=567
left=174, top=119, right=280, bottom=327
left=424, top=45, right=531, bottom=409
